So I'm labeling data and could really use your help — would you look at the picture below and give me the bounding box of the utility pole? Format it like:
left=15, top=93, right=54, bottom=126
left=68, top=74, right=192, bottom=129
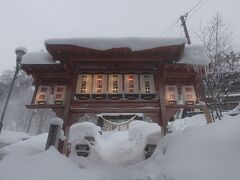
left=0, top=47, right=27, bottom=133
left=180, top=15, right=191, bottom=45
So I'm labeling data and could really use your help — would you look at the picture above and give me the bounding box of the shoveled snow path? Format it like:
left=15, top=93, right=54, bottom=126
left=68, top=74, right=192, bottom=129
left=98, top=131, right=145, bottom=165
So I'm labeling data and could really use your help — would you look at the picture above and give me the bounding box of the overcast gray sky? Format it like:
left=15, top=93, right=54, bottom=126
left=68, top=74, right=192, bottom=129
left=1, top=0, right=240, bottom=73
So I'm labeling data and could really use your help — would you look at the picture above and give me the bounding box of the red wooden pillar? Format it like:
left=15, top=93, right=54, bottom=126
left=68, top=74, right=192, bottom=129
left=157, top=62, right=168, bottom=136
left=58, top=84, right=73, bottom=154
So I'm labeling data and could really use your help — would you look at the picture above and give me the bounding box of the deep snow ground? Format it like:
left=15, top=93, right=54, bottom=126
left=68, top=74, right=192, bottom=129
left=0, top=114, right=240, bottom=180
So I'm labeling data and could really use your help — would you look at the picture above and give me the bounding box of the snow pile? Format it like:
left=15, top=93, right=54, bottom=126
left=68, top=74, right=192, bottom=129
left=168, top=114, right=207, bottom=132
left=69, top=122, right=101, bottom=143
left=1, top=115, right=240, bottom=180
left=0, top=147, right=98, bottom=180
left=128, top=120, right=161, bottom=143
left=137, top=114, right=240, bottom=180
left=0, top=130, right=29, bottom=146
left=68, top=122, right=103, bottom=166
left=68, top=121, right=160, bottom=166
left=95, top=131, right=145, bottom=166
left=0, top=133, right=47, bottom=160
left=45, top=37, right=187, bottom=51
left=226, top=102, right=240, bottom=116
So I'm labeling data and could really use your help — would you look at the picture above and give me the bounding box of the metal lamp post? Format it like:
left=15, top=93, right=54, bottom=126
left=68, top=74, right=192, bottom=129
left=0, top=47, right=27, bottom=133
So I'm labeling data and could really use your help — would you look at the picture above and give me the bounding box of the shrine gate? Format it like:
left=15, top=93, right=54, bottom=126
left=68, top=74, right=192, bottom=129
left=21, top=37, right=210, bottom=153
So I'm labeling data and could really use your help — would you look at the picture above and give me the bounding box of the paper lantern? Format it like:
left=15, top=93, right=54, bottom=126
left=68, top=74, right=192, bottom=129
left=35, top=86, right=52, bottom=105
left=165, top=85, right=179, bottom=105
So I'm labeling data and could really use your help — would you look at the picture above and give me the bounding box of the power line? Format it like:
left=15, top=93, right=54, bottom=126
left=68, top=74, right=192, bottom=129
left=160, top=0, right=206, bottom=37
left=186, top=0, right=204, bottom=16
left=161, top=18, right=180, bottom=36
left=179, top=0, right=207, bottom=44
left=188, top=0, right=208, bottom=20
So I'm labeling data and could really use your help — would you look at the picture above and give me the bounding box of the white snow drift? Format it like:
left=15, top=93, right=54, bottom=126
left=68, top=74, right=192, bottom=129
left=0, top=115, right=239, bottom=180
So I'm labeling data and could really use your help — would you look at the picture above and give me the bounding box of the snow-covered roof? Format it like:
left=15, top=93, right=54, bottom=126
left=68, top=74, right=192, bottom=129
left=22, top=39, right=209, bottom=65
left=21, top=51, right=57, bottom=65
left=178, top=45, right=210, bottom=65
left=45, top=37, right=187, bottom=51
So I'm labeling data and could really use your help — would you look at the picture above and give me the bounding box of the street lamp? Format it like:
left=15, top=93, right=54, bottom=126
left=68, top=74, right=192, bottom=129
left=0, top=47, right=27, bottom=133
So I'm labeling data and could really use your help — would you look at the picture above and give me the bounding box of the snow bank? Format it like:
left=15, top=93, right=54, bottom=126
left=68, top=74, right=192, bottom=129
left=45, top=37, right=186, bottom=51
left=128, top=120, right=161, bottom=142
left=226, top=102, right=240, bottom=116
left=0, top=133, right=47, bottom=160
left=168, top=114, right=207, bottom=132
left=0, top=130, right=29, bottom=145
left=0, top=147, right=99, bottom=180
left=1, top=115, right=240, bottom=180
left=131, top=114, right=240, bottom=180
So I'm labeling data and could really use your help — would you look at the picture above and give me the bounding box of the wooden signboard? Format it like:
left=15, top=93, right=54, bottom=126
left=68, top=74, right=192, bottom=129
left=124, top=74, right=139, bottom=99
left=139, top=74, right=155, bottom=99
left=182, top=85, right=197, bottom=105
left=35, top=86, right=52, bottom=105
left=165, top=85, right=179, bottom=105
left=53, top=85, right=66, bottom=105
left=92, top=74, right=108, bottom=99
left=108, top=74, right=123, bottom=99
left=75, top=74, right=93, bottom=99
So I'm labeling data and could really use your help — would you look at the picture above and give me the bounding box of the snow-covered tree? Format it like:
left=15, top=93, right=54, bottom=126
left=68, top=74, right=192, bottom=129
left=0, top=70, right=55, bottom=133
left=196, top=13, right=240, bottom=120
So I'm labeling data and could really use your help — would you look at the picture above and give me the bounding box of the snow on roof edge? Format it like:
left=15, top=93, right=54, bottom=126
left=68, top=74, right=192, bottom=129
left=44, top=37, right=187, bottom=51
left=178, top=44, right=210, bottom=65
left=21, top=51, right=57, bottom=65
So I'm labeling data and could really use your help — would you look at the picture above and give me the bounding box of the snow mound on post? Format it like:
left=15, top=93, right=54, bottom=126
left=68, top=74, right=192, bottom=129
left=15, top=46, right=28, bottom=54
left=50, top=118, right=63, bottom=127
left=69, top=122, right=101, bottom=143
left=45, top=37, right=187, bottom=51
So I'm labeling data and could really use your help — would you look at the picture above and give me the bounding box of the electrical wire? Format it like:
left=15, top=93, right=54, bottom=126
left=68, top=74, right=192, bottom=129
left=160, top=0, right=206, bottom=36
left=188, top=0, right=208, bottom=20
left=186, top=0, right=204, bottom=16
left=161, top=18, right=180, bottom=36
